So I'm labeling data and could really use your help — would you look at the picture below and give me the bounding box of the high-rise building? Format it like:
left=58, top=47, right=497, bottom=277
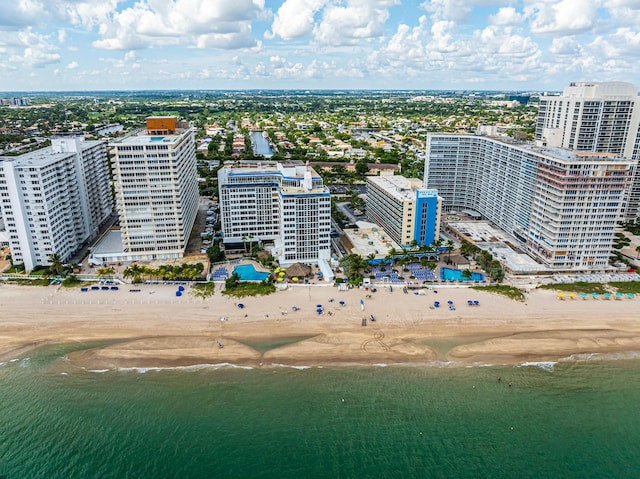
left=218, top=162, right=331, bottom=265
left=425, top=133, right=635, bottom=271
left=109, top=117, right=199, bottom=261
left=366, top=175, right=441, bottom=248
left=535, top=81, right=640, bottom=219
left=0, top=137, right=113, bottom=271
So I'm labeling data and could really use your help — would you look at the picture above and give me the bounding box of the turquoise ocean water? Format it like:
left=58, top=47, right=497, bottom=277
left=2, top=344, right=640, bottom=478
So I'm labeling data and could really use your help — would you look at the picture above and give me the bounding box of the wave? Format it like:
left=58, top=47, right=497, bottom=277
left=270, top=363, right=313, bottom=370
left=560, top=350, right=640, bottom=362
left=81, top=363, right=258, bottom=373
left=517, top=361, right=557, bottom=372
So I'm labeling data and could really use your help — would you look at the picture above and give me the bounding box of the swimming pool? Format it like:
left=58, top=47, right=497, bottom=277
left=440, top=267, right=484, bottom=282
left=232, top=264, right=270, bottom=281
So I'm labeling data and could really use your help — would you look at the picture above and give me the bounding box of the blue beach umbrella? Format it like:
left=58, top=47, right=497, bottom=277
left=616, top=292, right=624, bottom=299
left=627, top=293, right=635, bottom=299
left=237, top=303, right=244, bottom=309
left=591, top=292, right=599, bottom=299
left=434, top=301, right=440, bottom=308
left=339, top=301, right=345, bottom=306
left=603, top=292, right=611, bottom=299
left=580, top=292, right=588, bottom=299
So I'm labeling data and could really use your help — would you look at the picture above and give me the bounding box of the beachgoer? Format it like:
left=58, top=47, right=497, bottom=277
left=498, top=377, right=501, bottom=382
left=419, top=432, right=423, bottom=437
left=508, top=381, right=512, bottom=388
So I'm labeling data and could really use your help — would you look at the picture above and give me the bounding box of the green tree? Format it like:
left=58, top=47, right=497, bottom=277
left=47, top=253, right=65, bottom=276
left=355, top=159, right=369, bottom=176
left=206, top=243, right=226, bottom=263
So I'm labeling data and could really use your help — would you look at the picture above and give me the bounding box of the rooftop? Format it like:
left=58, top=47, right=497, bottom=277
left=1, top=146, right=74, bottom=168
left=342, top=221, right=401, bottom=258
left=367, top=175, right=424, bottom=202
left=109, top=129, right=188, bottom=146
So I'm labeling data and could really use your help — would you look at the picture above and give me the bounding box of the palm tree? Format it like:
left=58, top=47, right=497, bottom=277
left=97, top=267, right=115, bottom=279
left=446, top=239, right=455, bottom=254
left=47, top=253, right=65, bottom=276
left=242, top=236, right=248, bottom=255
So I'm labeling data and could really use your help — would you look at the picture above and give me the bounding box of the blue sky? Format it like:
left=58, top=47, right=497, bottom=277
left=0, top=0, right=639, bottom=92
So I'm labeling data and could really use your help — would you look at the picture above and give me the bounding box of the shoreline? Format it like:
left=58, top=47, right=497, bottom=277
left=2, top=283, right=640, bottom=370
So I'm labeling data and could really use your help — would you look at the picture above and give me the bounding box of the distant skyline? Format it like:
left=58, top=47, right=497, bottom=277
left=1, top=0, right=639, bottom=92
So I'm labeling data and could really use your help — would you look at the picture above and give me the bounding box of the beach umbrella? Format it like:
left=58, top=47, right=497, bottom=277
left=603, top=292, right=611, bottom=300
left=339, top=301, right=345, bottom=306
left=616, top=292, right=624, bottom=300
left=569, top=292, right=576, bottom=299
left=447, top=300, right=453, bottom=305
left=279, top=271, right=285, bottom=276
left=178, top=285, right=185, bottom=291
left=557, top=292, right=565, bottom=300
left=237, top=303, right=244, bottom=308
left=292, top=277, right=298, bottom=282
left=591, top=292, right=599, bottom=299
left=473, top=300, right=480, bottom=306
left=467, top=300, right=473, bottom=306
left=316, top=308, right=323, bottom=314
left=175, top=291, right=182, bottom=297
left=292, top=306, right=298, bottom=311
left=434, top=301, right=440, bottom=308
left=627, top=293, right=635, bottom=299
left=317, top=304, right=322, bottom=308
left=277, top=278, right=283, bottom=282
left=580, top=292, right=588, bottom=299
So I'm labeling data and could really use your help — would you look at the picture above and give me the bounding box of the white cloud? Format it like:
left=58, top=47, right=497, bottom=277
left=526, top=0, right=603, bottom=35
left=268, top=0, right=328, bottom=40
left=92, top=0, right=266, bottom=50
left=489, top=7, right=525, bottom=26
left=420, top=0, right=487, bottom=23
left=66, top=60, right=78, bottom=69
left=0, top=0, right=48, bottom=28
left=313, top=0, right=398, bottom=46
left=3, top=27, right=60, bottom=67
left=549, top=36, right=582, bottom=55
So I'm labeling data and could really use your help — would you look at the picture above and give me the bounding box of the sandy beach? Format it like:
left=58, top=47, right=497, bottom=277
left=1, top=282, right=639, bottom=369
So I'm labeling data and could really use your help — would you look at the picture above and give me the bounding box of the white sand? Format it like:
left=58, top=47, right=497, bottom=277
left=1, top=282, right=639, bottom=368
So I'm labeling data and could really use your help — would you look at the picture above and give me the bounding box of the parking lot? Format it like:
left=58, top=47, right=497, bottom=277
left=185, top=198, right=219, bottom=255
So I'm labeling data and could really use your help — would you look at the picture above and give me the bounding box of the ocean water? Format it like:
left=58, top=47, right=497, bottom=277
left=1, top=344, right=640, bottom=478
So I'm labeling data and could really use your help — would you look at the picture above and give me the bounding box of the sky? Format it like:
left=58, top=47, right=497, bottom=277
left=0, top=0, right=639, bottom=92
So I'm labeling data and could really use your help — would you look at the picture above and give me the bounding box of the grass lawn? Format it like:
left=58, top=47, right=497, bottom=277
left=471, top=284, right=525, bottom=302
left=4, top=278, right=51, bottom=286
left=222, top=282, right=276, bottom=298
left=192, top=282, right=215, bottom=298
left=537, top=281, right=609, bottom=294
